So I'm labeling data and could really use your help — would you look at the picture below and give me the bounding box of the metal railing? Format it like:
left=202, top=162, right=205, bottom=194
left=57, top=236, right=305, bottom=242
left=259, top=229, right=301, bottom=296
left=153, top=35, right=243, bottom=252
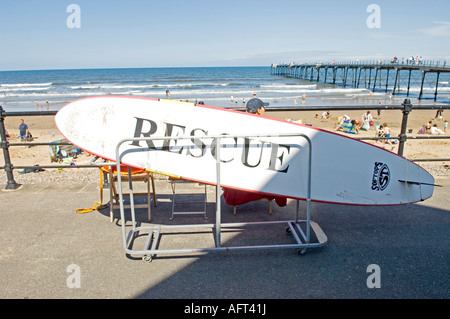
left=273, top=59, right=449, bottom=69
left=1, top=99, right=449, bottom=190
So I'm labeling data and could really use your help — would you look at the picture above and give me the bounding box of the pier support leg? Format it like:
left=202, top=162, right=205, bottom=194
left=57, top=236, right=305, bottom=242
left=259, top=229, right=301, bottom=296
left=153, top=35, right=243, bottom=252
left=343, top=67, right=348, bottom=87
left=356, top=68, right=362, bottom=88
left=385, top=69, right=390, bottom=92
left=418, top=71, right=426, bottom=100
left=434, top=72, right=440, bottom=102
left=372, top=68, right=378, bottom=92
left=407, top=70, right=412, bottom=96
left=392, top=69, right=399, bottom=95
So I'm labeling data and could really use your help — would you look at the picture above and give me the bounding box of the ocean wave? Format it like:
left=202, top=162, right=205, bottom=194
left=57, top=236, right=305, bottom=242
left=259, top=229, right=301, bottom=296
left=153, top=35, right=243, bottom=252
left=0, top=82, right=53, bottom=88
left=0, top=91, right=107, bottom=99
left=315, top=88, right=369, bottom=94
left=68, top=82, right=233, bottom=91
left=0, top=87, right=374, bottom=100
left=70, top=84, right=153, bottom=90
left=147, top=89, right=259, bottom=96
left=260, top=84, right=317, bottom=89
left=402, top=87, right=450, bottom=93
left=0, top=86, right=51, bottom=92
left=153, top=82, right=232, bottom=88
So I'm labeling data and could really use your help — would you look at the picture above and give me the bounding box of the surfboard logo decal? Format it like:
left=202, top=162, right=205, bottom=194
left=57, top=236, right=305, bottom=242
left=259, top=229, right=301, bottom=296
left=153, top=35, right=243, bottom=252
left=372, top=162, right=390, bottom=191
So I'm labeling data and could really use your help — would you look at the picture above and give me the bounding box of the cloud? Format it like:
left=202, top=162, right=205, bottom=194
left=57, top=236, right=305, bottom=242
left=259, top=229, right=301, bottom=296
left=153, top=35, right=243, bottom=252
left=419, top=21, right=450, bottom=37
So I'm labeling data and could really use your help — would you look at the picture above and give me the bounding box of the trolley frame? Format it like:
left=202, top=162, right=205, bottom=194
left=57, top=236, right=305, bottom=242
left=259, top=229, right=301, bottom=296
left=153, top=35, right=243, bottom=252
left=114, top=133, right=327, bottom=261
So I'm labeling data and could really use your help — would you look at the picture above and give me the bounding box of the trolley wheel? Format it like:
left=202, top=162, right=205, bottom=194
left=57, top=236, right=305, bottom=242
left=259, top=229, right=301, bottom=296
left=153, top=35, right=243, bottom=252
left=142, top=255, right=153, bottom=263
left=298, top=249, right=307, bottom=256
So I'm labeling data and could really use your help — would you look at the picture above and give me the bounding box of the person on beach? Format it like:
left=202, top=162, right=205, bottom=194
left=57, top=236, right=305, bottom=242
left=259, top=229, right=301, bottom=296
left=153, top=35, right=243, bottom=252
left=362, top=111, right=374, bottom=129
left=350, top=119, right=360, bottom=134
left=246, top=98, right=268, bottom=116
left=444, top=120, right=448, bottom=133
left=321, top=110, right=330, bottom=119
left=376, top=124, right=384, bottom=138
left=335, top=115, right=351, bottom=131
left=425, top=121, right=433, bottom=134
left=430, top=124, right=445, bottom=135
left=362, top=111, right=373, bottom=123
left=165, top=90, right=171, bottom=99
left=3, top=129, right=11, bottom=141
left=19, top=119, right=29, bottom=142
left=435, top=108, right=443, bottom=119
left=382, top=123, right=394, bottom=149
left=417, top=125, right=426, bottom=134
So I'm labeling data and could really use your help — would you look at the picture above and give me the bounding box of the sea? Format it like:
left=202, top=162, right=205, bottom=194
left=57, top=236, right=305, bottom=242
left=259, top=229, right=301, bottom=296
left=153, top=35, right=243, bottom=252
left=1, top=66, right=449, bottom=112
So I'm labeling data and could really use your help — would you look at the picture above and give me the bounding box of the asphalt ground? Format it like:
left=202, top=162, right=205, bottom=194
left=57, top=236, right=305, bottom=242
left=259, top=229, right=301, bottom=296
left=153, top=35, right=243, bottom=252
left=1, top=175, right=449, bottom=302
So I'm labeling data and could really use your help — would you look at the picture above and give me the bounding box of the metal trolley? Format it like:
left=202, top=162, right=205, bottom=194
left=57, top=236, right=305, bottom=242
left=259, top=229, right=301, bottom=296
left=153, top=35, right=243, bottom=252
left=114, top=133, right=327, bottom=262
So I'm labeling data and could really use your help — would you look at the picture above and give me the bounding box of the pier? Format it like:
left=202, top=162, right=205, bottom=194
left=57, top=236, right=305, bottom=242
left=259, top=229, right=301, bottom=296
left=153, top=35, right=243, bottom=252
left=271, top=60, right=450, bottom=102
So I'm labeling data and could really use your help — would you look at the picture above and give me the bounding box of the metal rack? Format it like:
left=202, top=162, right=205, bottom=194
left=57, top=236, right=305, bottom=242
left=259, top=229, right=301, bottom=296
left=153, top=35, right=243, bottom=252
left=169, top=178, right=207, bottom=220
left=114, top=133, right=327, bottom=262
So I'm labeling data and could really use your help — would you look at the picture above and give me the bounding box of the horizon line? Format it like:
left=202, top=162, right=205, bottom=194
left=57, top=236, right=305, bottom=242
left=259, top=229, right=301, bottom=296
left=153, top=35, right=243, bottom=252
left=0, top=65, right=271, bottom=72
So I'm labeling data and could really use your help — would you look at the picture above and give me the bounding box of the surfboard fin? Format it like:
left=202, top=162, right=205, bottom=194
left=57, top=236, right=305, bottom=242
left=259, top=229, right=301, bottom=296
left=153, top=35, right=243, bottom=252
left=398, top=180, right=442, bottom=187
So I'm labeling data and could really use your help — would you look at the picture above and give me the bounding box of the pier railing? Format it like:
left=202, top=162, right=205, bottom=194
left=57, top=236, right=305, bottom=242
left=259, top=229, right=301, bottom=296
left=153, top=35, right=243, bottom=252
left=272, top=61, right=450, bottom=102
left=272, top=59, right=448, bottom=69
left=1, top=100, right=449, bottom=190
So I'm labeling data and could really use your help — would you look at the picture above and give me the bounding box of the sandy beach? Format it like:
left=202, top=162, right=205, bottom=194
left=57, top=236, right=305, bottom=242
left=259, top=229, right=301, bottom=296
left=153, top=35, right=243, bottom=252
left=1, top=108, right=449, bottom=185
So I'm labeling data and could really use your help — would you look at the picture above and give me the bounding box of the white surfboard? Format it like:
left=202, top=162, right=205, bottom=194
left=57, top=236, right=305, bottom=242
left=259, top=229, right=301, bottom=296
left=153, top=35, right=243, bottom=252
left=55, top=96, right=434, bottom=206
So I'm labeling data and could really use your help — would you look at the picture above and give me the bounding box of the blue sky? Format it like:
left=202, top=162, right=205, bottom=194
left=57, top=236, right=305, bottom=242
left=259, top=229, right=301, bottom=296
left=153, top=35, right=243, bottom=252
left=1, top=0, right=449, bottom=70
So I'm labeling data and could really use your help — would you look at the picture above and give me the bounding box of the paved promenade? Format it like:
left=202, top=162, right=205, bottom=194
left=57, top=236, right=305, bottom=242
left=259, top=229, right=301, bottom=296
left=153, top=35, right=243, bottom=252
left=1, top=176, right=449, bottom=300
